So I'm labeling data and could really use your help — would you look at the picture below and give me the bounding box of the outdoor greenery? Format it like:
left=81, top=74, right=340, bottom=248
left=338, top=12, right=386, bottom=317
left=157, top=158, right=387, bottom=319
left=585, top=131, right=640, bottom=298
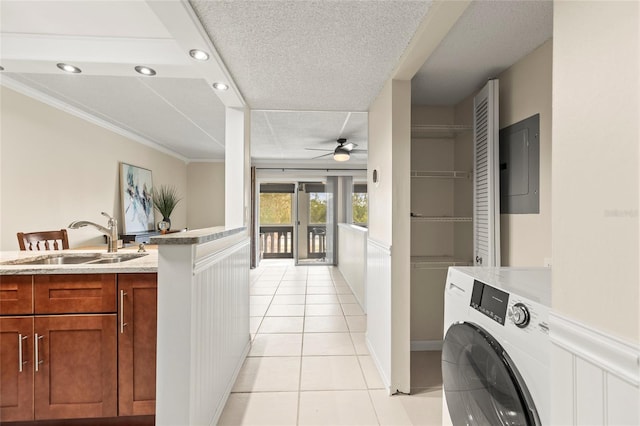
left=259, top=189, right=366, bottom=226
left=309, top=193, right=327, bottom=224
left=353, top=193, right=368, bottom=224
left=259, top=193, right=292, bottom=224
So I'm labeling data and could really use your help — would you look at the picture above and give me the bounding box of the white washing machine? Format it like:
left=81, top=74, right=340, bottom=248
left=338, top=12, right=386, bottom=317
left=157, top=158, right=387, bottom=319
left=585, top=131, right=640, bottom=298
left=442, top=267, right=551, bottom=426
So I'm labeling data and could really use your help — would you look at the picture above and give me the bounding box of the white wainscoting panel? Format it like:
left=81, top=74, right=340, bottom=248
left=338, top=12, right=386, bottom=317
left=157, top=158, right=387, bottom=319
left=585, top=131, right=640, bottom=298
left=338, top=223, right=368, bottom=311
left=366, top=238, right=392, bottom=392
left=156, top=237, right=250, bottom=426
left=550, top=312, right=640, bottom=426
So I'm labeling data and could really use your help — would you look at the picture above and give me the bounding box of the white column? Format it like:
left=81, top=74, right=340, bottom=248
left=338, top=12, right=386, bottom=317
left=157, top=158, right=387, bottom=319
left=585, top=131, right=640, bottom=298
left=225, top=107, right=251, bottom=229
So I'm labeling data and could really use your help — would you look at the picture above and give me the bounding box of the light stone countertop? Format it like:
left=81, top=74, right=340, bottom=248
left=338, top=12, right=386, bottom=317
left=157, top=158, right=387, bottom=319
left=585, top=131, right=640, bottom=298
left=150, top=226, right=246, bottom=245
left=0, top=247, right=158, bottom=275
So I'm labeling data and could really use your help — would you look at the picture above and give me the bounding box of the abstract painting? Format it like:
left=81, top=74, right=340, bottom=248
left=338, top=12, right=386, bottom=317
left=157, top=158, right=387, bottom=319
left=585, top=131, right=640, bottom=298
left=120, top=163, right=155, bottom=233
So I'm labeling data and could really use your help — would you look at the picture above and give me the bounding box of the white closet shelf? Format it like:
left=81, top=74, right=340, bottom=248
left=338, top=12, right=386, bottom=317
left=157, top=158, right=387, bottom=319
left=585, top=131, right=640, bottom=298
left=411, top=256, right=473, bottom=269
left=411, top=124, right=473, bottom=139
left=410, top=216, right=473, bottom=222
left=411, top=170, right=471, bottom=179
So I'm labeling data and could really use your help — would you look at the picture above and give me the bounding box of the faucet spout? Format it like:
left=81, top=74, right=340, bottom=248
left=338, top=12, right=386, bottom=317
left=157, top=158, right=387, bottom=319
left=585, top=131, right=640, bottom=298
left=69, top=216, right=119, bottom=252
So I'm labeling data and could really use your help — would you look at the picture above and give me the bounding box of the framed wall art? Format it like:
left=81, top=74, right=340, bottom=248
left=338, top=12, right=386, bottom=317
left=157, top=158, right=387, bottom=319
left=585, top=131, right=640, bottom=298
left=120, top=162, right=155, bottom=233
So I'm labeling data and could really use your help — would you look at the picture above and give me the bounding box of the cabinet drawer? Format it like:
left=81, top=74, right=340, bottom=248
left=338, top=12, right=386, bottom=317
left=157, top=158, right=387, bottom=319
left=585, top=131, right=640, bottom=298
left=34, top=275, right=116, bottom=314
left=0, top=276, right=33, bottom=315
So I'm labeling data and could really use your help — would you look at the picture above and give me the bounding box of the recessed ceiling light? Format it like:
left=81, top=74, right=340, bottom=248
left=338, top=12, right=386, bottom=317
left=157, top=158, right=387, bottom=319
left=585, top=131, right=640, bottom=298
left=189, top=49, right=210, bottom=61
left=212, top=82, right=229, bottom=91
left=135, top=66, right=156, bottom=76
left=57, top=63, right=81, bottom=74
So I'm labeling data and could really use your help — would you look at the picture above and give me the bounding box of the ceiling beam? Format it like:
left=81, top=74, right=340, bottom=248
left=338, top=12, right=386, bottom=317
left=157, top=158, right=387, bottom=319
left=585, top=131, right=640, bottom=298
left=144, top=0, right=245, bottom=108
left=392, top=0, right=472, bottom=81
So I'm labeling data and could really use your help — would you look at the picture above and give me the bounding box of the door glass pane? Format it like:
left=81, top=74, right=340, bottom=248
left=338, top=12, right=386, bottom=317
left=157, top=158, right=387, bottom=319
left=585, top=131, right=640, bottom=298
left=259, top=191, right=294, bottom=259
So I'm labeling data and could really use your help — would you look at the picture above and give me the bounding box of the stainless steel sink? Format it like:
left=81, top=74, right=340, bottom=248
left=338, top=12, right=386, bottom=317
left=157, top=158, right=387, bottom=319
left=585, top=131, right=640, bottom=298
left=88, top=253, right=148, bottom=264
left=1, top=253, right=148, bottom=265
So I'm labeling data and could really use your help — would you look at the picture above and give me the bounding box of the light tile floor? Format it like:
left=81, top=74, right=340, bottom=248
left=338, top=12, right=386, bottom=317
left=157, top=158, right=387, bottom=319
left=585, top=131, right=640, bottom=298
left=219, top=260, right=443, bottom=426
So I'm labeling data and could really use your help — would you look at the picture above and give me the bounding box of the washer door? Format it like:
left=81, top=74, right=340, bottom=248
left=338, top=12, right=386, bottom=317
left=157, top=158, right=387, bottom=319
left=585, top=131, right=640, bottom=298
left=442, top=322, right=540, bottom=426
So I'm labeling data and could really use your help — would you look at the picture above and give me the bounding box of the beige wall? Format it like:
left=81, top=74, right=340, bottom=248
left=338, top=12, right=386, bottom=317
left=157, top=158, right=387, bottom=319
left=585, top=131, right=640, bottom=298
left=368, top=80, right=394, bottom=245
left=0, top=86, right=188, bottom=249
left=187, top=162, right=225, bottom=230
left=453, top=39, right=553, bottom=267
left=368, top=79, right=412, bottom=392
left=552, top=1, right=639, bottom=342
left=498, top=39, right=553, bottom=266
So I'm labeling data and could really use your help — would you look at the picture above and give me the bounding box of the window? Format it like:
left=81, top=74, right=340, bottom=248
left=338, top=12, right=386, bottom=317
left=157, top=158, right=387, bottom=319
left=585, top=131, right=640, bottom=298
left=352, top=183, right=368, bottom=225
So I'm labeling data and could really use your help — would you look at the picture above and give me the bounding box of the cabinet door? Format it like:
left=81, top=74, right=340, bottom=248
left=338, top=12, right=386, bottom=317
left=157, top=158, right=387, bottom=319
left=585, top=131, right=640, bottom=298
left=0, top=276, right=33, bottom=315
left=34, top=274, right=116, bottom=314
left=0, top=317, right=34, bottom=422
left=118, top=273, right=157, bottom=416
left=33, top=315, right=117, bottom=420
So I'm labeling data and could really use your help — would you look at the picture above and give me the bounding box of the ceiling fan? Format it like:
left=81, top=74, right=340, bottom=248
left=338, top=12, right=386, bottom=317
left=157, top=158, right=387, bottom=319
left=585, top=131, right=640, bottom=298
left=305, top=138, right=367, bottom=162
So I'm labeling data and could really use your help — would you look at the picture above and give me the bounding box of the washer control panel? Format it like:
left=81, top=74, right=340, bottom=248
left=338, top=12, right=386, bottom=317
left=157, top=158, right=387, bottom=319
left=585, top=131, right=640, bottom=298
left=470, top=279, right=509, bottom=325
left=507, top=303, right=530, bottom=328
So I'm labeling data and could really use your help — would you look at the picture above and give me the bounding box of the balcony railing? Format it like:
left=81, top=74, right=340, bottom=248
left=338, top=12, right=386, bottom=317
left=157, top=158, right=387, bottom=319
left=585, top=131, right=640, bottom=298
left=307, top=225, right=326, bottom=259
left=260, top=226, right=293, bottom=259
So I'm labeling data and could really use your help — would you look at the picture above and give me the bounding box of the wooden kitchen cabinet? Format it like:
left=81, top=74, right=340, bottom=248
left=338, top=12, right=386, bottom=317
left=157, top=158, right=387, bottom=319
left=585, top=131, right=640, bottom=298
left=34, top=274, right=116, bottom=314
left=34, top=315, right=117, bottom=420
left=1, top=274, right=118, bottom=422
left=0, top=272, right=157, bottom=422
left=0, top=275, right=33, bottom=315
left=117, top=273, right=157, bottom=416
left=0, top=317, right=34, bottom=422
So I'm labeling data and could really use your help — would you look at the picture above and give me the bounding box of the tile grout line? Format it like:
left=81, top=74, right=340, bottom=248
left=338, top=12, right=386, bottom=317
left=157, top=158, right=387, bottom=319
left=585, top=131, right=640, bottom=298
left=296, top=266, right=308, bottom=426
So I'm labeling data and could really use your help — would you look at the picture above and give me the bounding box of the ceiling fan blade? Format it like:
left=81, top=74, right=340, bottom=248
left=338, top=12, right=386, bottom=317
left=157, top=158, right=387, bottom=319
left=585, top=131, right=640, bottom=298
left=312, top=152, right=334, bottom=159
left=305, top=147, right=333, bottom=152
left=343, top=142, right=358, bottom=151
left=350, top=149, right=367, bottom=153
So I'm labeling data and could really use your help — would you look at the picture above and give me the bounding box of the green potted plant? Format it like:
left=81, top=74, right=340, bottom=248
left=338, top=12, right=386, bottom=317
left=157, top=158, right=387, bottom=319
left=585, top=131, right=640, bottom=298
left=152, top=185, right=181, bottom=232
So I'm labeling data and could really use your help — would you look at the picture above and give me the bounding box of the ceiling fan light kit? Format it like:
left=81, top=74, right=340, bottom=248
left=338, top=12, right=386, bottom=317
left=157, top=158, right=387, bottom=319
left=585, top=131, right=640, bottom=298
left=306, top=137, right=365, bottom=161
left=333, top=147, right=350, bottom=162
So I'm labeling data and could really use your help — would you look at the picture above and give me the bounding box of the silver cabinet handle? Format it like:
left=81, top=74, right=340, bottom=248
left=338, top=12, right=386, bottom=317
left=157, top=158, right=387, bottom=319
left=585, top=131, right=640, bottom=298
left=34, top=334, right=44, bottom=372
left=120, top=290, right=128, bottom=334
left=18, top=334, right=28, bottom=372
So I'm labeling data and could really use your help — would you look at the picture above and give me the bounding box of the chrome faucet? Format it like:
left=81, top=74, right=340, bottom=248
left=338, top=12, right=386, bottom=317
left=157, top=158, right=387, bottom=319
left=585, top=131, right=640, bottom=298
left=69, top=212, right=119, bottom=252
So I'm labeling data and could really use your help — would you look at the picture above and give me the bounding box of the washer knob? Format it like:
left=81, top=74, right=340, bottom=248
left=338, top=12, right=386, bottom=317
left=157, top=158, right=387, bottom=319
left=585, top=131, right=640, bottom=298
left=508, top=303, right=530, bottom=328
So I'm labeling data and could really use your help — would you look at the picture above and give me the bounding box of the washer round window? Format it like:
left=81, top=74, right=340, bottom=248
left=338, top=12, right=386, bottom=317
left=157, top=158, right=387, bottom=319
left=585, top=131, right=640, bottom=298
left=442, top=322, right=539, bottom=426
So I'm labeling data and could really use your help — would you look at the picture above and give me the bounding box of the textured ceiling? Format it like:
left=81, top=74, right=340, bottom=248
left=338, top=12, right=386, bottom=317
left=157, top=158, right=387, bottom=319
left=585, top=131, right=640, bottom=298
left=411, top=0, right=553, bottom=106
left=252, top=111, right=368, bottom=164
left=190, top=0, right=431, bottom=111
left=1, top=0, right=554, bottom=164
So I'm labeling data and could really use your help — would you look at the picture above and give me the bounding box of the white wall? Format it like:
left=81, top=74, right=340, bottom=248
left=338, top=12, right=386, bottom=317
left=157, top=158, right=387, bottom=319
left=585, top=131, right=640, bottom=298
left=337, top=223, right=367, bottom=310
left=552, top=1, right=638, bottom=343
left=367, top=79, right=411, bottom=393
left=0, top=86, right=188, bottom=250
left=187, top=162, right=225, bottom=230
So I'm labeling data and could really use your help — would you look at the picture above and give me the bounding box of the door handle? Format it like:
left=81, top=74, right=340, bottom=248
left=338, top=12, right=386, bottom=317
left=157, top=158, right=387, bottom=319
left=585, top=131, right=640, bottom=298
left=120, top=290, right=128, bottom=334
left=18, top=334, right=28, bottom=372
left=34, top=334, right=44, bottom=372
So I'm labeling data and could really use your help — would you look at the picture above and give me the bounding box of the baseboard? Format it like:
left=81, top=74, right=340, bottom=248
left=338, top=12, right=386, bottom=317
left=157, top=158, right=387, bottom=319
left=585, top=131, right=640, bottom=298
left=366, top=334, right=392, bottom=394
left=210, top=339, right=251, bottom=426
left=411, top=340, right=443, bottom=351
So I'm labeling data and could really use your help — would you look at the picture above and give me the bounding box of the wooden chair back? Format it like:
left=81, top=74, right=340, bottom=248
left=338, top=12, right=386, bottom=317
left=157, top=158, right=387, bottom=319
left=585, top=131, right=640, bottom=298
left=17, top=229, right=70, bottom=251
